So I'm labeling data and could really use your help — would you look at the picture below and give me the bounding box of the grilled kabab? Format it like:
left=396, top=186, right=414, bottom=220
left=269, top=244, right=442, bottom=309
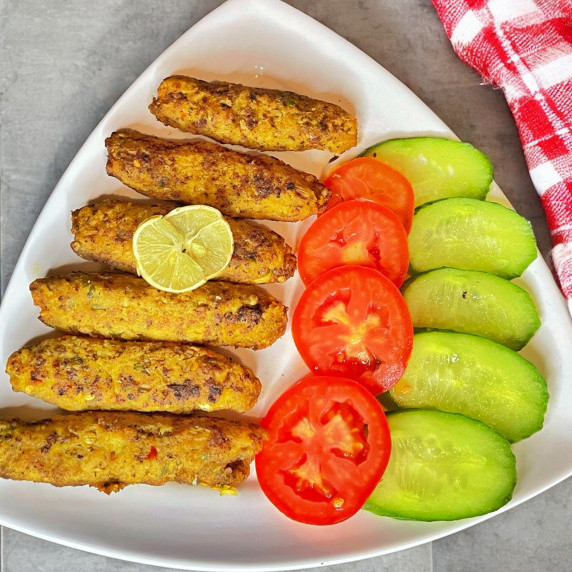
left=71, top=199, right=296, bottom=284
left=105, top=129, right=330, bottom=221
left=6, top=335, right=261, bottom=413
left=30, top=272, right=287, bottom=349
left=149, top=75, right=358, bottom=153
left=0, top=411, right=265, bottom=493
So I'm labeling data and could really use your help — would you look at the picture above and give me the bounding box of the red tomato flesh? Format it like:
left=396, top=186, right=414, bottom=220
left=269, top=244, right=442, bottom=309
left=255, top=376, right=391, bottom=525
left=298, top=199, right=409, bottom=287
left=292, top=266, right=413, bottom=394
left=324, top=157, right=415, bottom=232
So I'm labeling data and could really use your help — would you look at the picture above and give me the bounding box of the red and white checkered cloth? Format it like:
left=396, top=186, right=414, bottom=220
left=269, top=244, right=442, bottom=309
left=431, top=0, right=572, bottom=310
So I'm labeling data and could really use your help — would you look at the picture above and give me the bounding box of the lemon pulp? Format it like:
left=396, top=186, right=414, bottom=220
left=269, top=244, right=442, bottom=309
left=132, top=205, right=234, bottom=293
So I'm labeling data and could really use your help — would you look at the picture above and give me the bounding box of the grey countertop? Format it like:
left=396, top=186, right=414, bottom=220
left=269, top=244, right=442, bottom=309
left=1, top=1, right=571, bottom=571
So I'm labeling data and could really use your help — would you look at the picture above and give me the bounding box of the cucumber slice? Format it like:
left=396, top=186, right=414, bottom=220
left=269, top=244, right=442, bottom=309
left=409, top=198, right=537, bottom=278
left=383, top=331, right=549, bottom=442
left=402, top=268, right=540, bottom=350
left=361, top=137, right=492, bottom=207
left=364, top=410, right=517, bottom=521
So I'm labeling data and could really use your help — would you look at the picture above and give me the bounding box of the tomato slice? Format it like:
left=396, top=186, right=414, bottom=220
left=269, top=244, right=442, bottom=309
left=297, top=200, right=409, bottom=287
left=323, top=157, right=415, bottom=232
left=292, top=266, right=413, bottom=394
left=255, top=375, right=391, bottom=525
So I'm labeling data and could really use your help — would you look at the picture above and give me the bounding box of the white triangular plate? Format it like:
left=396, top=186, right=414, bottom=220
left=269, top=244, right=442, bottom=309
left=1, top=0, right=571, bottom=570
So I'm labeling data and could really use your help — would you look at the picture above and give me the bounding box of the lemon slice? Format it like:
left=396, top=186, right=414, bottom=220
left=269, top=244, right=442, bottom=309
left=132, top=205, right=234, bottom=293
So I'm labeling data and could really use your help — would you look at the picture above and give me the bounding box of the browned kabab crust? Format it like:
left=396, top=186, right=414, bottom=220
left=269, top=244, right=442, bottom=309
left=0, top=411, right=266, bottom=493
left=149, top=75, right=358, bottom=153
left=71, top=198, right=296, bottom=284
left=30, top=272, right=287, bottom=349
left=6, top=335, right=261, bottom=413
left=105, top=129, right=330, bottom=221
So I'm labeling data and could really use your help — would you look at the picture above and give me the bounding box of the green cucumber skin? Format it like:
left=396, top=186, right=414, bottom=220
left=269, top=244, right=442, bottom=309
left=402, top=268, right=541, bottom=350
left=409, top=198, right=537, bottom=279
left=364, top=410, right=517, bottom=521
left=384, top=332, right=549, bottom=442
left=361, top=137, right=493, bottom=207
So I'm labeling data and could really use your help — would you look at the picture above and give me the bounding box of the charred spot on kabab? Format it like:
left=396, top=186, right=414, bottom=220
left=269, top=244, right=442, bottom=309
left=167, top=382, right=201, bottom=401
